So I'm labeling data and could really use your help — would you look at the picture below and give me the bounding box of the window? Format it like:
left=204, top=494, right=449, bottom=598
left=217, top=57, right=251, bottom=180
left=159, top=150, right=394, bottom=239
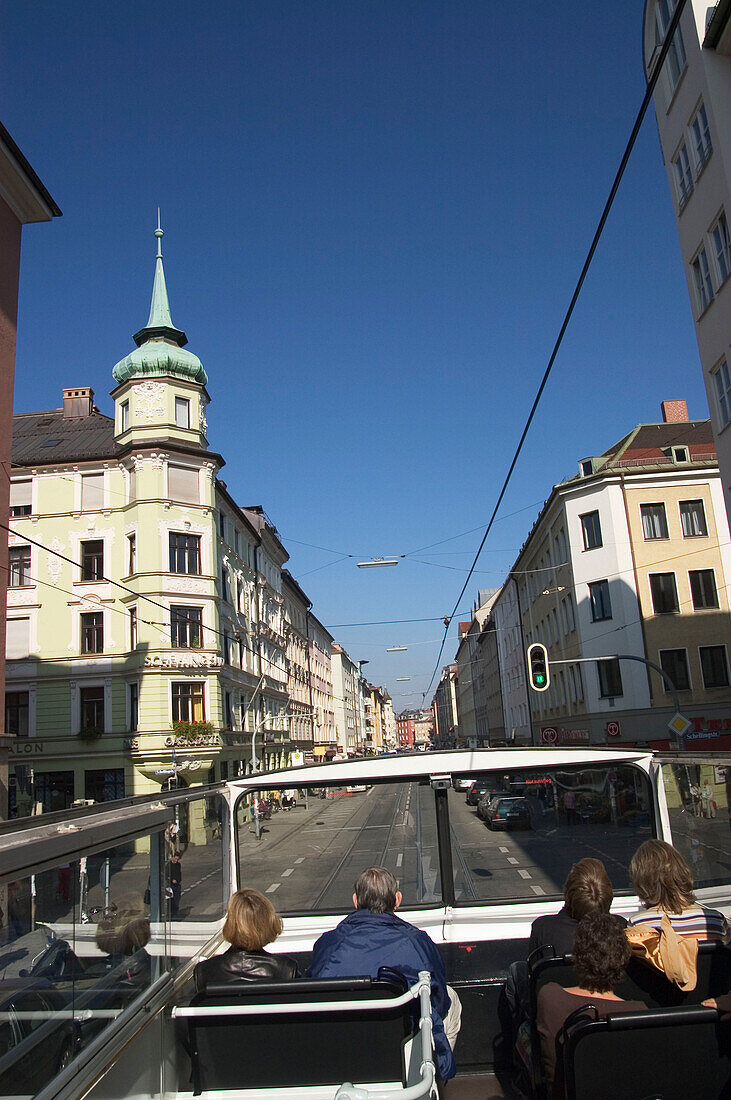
left=6, top=618, right=30, bottom=660
left=81, top=612, right=103, bottom=654
left=589, top=580, right=612, bottom=622
left=713, top=360, right=730, bottom=429
left=221, top=566, right=229, bottom=602
left=8, top=545, right=31, bottom=587
left=80, top=686, right=105, bottom=733
left=710, top=212, right=730, bottom=285
left=640, top=503, right=668, bottom=540
left=129, top=606, right=138, bottom=649
left=225, top=691, right=233, bottom=728
left=172, top=682, right=205, bottom=723
left=580, top=511, right=602, bottom=550
left=699, top=645, right=729, bottom=689
left=692, top=246, right=714, bottom=314
left=175, top=396, right=190, bottom=428
left=81, top=473, right=104, bottom=512
left=85, top=768, right=125, bottom=803
left=81, top=539, right=104, bottom=581
left=649, top=572, right=679, bottom=613
left=129, top=682, right=139, bottom=731
left=168, top=464, right=199, bottom=504
left=689, top=569, right=719, bottom=610
left=679, top=499, right=707, bottom=537
left=169, top=532, right=201, bottom=574
left=5, top=691, right=29, bottom=737
left=597, top=658, right=623, bottom=698
left=9, top=480, right=32, bottom=517
left=171, top=606, right=202, bottom=648
left=120, top=401, right=129, bottom=431
left=655, top=0, right=686, bottom=94
left=690, top=102, right=712, bottom=170
left=219, top=511, right=226, bottom=538
left=128, top=464, right=136, bottom=502
left=128, top=533, right=137, bottom=574
left=659, top=649, right=690, bottom=691
left=673, top=447, right=688, bottom=463
left=672, top=142, right=693, bottom=208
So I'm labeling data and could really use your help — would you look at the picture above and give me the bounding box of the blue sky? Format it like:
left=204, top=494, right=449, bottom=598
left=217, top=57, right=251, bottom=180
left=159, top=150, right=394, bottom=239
left=3, top=1, right=706, bottom=706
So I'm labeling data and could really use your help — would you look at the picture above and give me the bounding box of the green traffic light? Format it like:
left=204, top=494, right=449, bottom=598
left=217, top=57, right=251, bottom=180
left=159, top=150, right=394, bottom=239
left=535, top=674, right=546, bottom=685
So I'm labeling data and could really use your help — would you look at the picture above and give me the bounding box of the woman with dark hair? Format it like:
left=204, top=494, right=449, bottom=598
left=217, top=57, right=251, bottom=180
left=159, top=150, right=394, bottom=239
left=194, top=888, right=299, bottom=990
left=529, top=857, right=624, bottom=956
left=628, top=839, right=729, bottom=941
left=537, top=911, right=646, bottom=1096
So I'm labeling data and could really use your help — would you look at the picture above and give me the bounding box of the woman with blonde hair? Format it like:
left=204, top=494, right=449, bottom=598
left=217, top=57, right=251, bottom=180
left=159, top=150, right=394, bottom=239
left=627, top=839, right=728, bottom=941
left=194, top=888, right=299, bottom=990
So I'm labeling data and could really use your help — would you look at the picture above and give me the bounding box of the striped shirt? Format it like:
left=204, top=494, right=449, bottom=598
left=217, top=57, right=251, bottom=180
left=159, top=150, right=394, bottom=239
left=626, top=904, right=729, bottom=943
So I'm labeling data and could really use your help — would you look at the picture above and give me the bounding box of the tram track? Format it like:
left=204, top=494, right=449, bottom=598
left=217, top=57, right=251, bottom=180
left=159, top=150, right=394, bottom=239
left=310, top=784, right=407, bottom=909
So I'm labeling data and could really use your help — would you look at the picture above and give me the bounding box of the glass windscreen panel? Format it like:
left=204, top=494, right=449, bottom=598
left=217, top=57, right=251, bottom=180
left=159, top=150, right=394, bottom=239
left=659, top=760, right=731, bottom=889
left=236, top=781, right=442, bottom=912
left=0, top=792, right=227, bottom=1097
left=450, top=764, right=652, bottom=903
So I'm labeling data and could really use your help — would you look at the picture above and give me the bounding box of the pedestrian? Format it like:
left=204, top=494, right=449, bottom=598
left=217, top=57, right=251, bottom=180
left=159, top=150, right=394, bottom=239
left=563, top=789, right=576, bottom=825
left=168, top=854, right=182, bottom=918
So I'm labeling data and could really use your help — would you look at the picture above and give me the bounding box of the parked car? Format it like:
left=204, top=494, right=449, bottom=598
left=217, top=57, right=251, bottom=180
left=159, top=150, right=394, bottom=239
left=0, top=979, right=80, bottom=1095
left=483, top=796, right=532, bottom=830
left=476, top=790, right=507, bottom=820
left=465, top=779, right=495, bottom=806
left=452, top=777, right=473, bottom=792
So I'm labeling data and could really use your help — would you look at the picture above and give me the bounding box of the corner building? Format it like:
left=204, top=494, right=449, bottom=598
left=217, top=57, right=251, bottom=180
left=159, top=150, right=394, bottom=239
left=6, top=229, right=293, bottom=812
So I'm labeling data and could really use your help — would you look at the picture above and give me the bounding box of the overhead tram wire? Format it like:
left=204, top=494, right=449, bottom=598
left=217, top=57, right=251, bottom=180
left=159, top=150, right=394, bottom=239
left=420, top=0, right=690, bottom=702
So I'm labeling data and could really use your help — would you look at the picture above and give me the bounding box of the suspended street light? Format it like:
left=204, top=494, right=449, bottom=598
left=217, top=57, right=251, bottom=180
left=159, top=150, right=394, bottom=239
left=396, top=677, right=411, bottom=681
left=386, top=646, right=408, bottom=652
left=357, top=558, right=399, bottom=568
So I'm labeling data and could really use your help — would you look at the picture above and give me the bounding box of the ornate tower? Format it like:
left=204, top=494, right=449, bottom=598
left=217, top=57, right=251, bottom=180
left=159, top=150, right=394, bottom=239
left=112, top=217, right=210, bottom=450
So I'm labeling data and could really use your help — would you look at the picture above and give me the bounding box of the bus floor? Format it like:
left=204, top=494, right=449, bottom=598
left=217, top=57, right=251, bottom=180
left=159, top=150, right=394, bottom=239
left=439, top=1072, right=523, bottom=1099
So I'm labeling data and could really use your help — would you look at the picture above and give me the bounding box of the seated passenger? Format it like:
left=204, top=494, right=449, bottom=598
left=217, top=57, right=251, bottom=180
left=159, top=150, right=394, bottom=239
left=530, top=857, right=625, bottom=957
left=627, top=839, right=729, bottom=942
left=537, top=912, right=646, bottom=1097
left=195, top=888, right=299, bottom=990
left=307, top=866, right=460, bottom=1082
left=94, top=894, right=152, bottom=993
left=506, top=858, right=623, bottom=1023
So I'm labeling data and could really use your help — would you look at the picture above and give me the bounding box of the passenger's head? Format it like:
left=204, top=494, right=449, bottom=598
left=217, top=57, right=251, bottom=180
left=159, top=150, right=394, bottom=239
left=573, top=911, right=631, bottom=993
left=629, top=839, right=695, bottom=914
left=563, top=858, right=613, bottom=921
left=96, top=894, right=151, bottom=957
left=353, top=867, right=402, bottom=914
left=223, top=888, right=283, bottom=950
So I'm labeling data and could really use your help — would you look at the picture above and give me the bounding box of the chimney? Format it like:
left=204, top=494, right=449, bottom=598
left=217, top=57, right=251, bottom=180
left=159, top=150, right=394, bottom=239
left=661, top=399, right=689, bottom=423
left=62, top=387, right=95, bottom=419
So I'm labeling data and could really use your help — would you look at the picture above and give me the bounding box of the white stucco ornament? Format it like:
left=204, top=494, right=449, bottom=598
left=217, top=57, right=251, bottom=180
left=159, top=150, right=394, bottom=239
left=47, top=537, right=65, bottom=582
left=134, top=380, right=166, bottom=423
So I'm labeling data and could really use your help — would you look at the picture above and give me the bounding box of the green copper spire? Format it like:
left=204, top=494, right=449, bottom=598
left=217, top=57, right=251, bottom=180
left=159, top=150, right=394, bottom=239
left=145, top=210, right=174, bottom=330
left=112, top=218, right=208, bottom=386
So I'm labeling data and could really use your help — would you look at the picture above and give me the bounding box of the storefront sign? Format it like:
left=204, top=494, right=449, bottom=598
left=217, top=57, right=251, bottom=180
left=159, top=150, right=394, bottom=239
left=144, top=654, right=224, bottom=670
left=165, top=732, right=222, bottom=748
left=542, top=726, right=589, bottom=745
left=9, top=741, right=44, bottom=755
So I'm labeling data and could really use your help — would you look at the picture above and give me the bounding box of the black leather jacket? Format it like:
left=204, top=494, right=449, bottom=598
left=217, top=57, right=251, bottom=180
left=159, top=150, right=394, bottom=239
left=194, top=946, right=300, bottom=990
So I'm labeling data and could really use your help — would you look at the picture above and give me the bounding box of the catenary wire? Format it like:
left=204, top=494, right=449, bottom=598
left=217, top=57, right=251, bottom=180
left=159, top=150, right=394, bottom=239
left=420, top=0, right=691, bottom=703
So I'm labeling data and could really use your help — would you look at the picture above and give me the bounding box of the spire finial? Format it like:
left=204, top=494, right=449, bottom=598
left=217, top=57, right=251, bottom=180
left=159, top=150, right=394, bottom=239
left=155, top=208, right=163, bottom=259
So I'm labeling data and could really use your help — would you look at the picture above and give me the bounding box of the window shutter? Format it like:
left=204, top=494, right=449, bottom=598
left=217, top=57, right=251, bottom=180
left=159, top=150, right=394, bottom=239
left=168, top=464, right=199, bottom=504
left=6, top=618, right=30, bottom=659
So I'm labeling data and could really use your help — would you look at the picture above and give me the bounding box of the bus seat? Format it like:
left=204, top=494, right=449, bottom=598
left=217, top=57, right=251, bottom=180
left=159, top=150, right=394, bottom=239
left=529, top=940, right=731, bottom=1015
left=178, top=974, right=420, bottom=1095
left=561, top=1004, right=731, bottom=1100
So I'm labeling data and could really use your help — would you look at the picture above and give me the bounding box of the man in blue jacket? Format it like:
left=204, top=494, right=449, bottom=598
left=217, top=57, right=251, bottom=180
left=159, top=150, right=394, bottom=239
left=308, top=866, right=459, bottom=1081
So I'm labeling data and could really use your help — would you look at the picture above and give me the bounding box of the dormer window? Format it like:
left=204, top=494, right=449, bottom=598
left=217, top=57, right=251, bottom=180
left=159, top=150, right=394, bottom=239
left=580, top=459, right=593, bottom=477
left=673, top=447, right=688, bottom=463
left=175, top=396, right=190, bottom=429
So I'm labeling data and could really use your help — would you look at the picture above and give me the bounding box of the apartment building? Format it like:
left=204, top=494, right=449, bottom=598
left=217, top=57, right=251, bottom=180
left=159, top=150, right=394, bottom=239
left=644, top=0, right=731, bottom=520
left=497, top=401, right=731, bottom=749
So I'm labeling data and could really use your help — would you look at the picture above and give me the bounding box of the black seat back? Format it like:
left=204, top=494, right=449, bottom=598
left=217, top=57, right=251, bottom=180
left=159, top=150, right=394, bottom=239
left=530, top=941, right=731, bottom=1014
left=563, top=1005, right=731, bottom=1100
left=184, top=975, right=413, bottom=1094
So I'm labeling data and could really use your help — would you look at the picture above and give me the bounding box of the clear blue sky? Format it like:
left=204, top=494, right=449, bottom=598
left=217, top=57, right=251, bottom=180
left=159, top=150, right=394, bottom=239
left=2, top=1, right=706, bottom=707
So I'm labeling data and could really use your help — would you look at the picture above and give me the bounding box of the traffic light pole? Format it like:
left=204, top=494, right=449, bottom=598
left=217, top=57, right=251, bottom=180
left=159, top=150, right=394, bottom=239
left=550, top=654, right=680, bottom=716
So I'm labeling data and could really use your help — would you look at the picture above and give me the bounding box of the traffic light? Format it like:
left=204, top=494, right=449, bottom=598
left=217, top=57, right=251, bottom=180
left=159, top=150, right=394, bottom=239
left=527, top=643, right=550, bottom=692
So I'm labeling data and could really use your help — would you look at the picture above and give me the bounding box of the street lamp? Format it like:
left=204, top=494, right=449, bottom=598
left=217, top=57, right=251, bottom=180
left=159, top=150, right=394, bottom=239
left=396, top=677, right=411, bottom=681
left=386, top=646, right=408, bottom=652
left=357, top=558, right=399, bottom=568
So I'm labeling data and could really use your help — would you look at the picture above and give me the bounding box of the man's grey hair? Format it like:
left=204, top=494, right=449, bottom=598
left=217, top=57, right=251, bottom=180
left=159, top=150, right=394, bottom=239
left=354, top=867, right=399, bottom=913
